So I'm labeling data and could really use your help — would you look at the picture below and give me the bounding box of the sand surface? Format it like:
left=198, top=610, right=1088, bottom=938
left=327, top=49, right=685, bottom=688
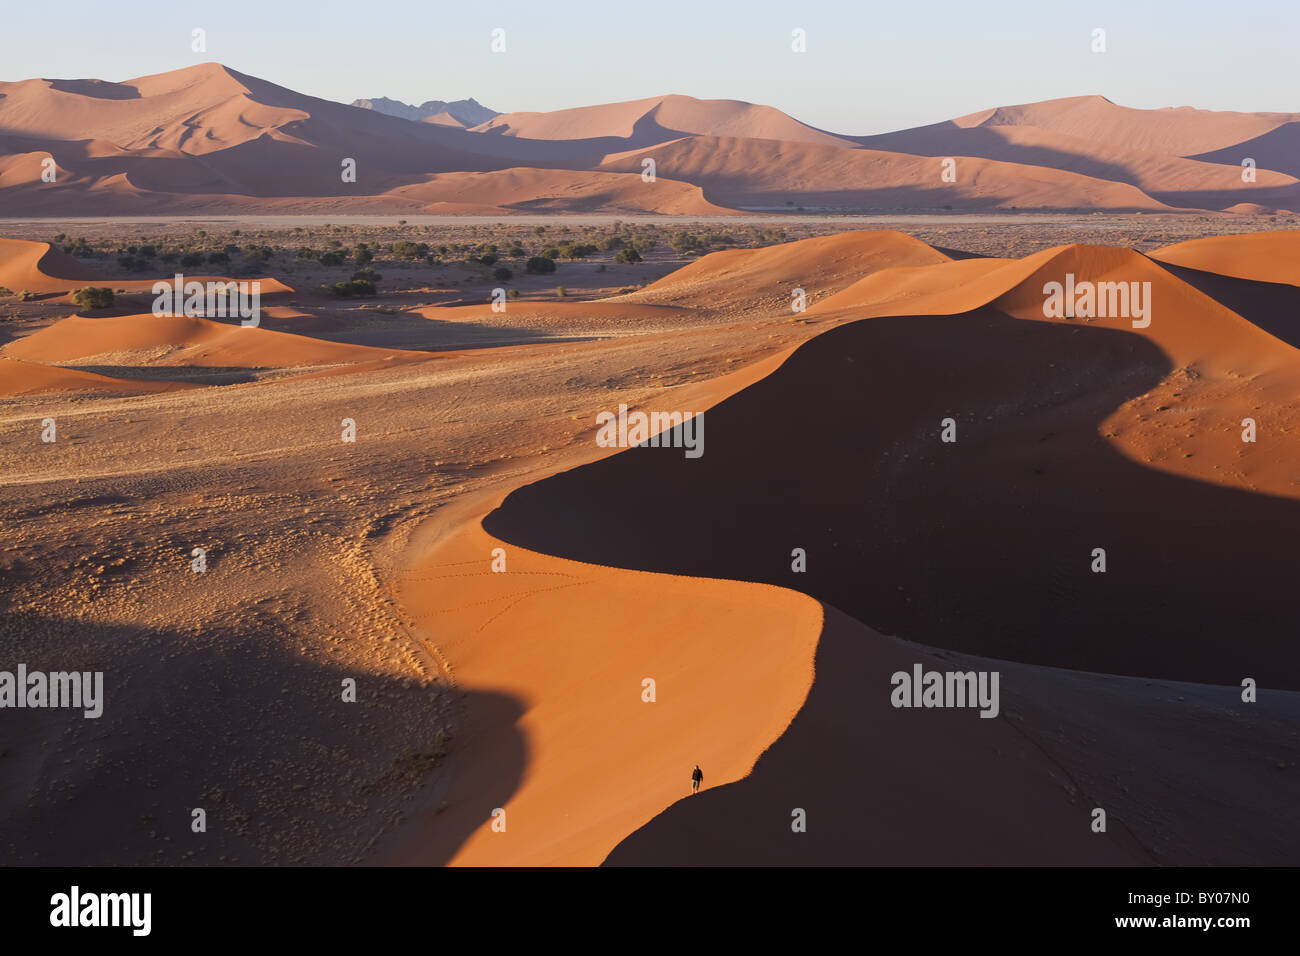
left=3, top=225, right=1297, bottom=867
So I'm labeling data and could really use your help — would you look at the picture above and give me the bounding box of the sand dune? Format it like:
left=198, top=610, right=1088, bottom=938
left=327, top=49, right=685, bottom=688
left=4, top=64, right=1298, bottom=213
left=600, top=135, right=1173, bottom=211
left=389, top=167, right=731, bottom=215
left=947, top=95, right=1297, bottom=157
left=627, top=230, right=951, bottom=310
left=0, top=238, right=293, bottom=298
left=858, top=122, right=1298, bottom=210
left=475, top=94, right=852, bottom=148
left=0, top=356, right=192, bottom=396
left=1151, top=230, right=1300, bottom=286
left=384, top=229, right=1300, bottom=865
left=3, top=311, right=435, bottom=370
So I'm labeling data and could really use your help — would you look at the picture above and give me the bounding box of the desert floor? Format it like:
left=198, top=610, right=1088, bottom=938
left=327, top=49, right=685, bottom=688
left=1, top=216, right=1297, bottom=866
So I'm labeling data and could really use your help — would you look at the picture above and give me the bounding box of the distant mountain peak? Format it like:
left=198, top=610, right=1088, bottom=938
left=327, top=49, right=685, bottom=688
left=351, top=95, right=499, bottom=128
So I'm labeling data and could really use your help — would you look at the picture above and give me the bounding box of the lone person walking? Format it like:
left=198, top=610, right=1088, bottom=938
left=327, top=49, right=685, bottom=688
left=691, top=764, right=703, bottom=794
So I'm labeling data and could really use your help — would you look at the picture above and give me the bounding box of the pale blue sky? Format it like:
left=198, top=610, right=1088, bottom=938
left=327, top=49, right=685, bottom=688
left=3, top=0, right=1296, bottom=134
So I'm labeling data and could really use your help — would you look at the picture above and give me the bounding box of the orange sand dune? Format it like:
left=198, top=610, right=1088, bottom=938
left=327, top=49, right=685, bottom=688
left=391, top=230, right=1300, bottom=865
left=392, top=512, right=822, bottom=866
left=390, top=351, right=824, bottom=866
left=389, top=167, right=732, bottom=216
left=600, top=134, right=1173, bottom=211
left=856, top=122, right=1298, bottom=210
left=3, top=311, right=434, bottom=370
left=0, top=356, right=192, bottom=396
left=1151, top=230, right=1300, bottom=286
left=473, top=93, right=852, bottom=148
left=608, top=604, right=1299, bottom=865
left=949, top=95, right=1297, bottom=157
left=627, top=230, right=951, bottom=310
left=4, top=65, right=1298, bottom=214
left=0, top=238, right=293, bottom=296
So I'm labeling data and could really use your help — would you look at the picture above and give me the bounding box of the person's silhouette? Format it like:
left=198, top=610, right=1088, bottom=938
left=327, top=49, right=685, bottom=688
left=691, top=765, right=703, bottom=794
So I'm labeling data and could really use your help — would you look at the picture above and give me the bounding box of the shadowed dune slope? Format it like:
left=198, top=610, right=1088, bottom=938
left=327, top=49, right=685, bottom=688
left=599, top=134, right=1173, bottom=211
left=606, top=605, right=1300, bottom=866
left=383, top=230, right=1300, bottom=866
left=484, top=301, right=1300, bottom=689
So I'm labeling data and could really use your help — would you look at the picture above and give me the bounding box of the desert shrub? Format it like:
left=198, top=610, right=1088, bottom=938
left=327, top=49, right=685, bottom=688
left=558, top=243, right=598, bottom=259
left=329, top=279, right=376, bottom=298
left=615, top=246, right=643, bottom=264
left=319, top=251, right=344, bottom=267
left=541, top=247, right=561, bottom=259
left=19, top=290, right=38, bottom=301
left=71, top=287, right=114, bottom=309
left=117, top=256, right=149, bottom=272
left=180, top=252, right=203, bottom=268
left=493, top=266, right=512, bottom=281
left=0, top=286, right=13, bottom=296
left=670, top=231, right=700, bottom=254
left=351, top=268, right=382, bottom=284
left=354, top=246, right=374, bottom=267
left=206, top=251, right=230, bottom=266
left=477, top=253, right=499, bottom=266
left=295, top=247, right=317, bottom=259
left=507, top=288, right=520, bottom=299
left=601, top=236, right=625, bottom=251
left=525, top=256, right=556, bottom=275
left=390, top=240, right=429, bottom=259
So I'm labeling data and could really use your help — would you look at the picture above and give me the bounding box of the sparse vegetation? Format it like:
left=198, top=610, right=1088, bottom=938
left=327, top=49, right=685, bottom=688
left=71, top=287, right=115, bottom=309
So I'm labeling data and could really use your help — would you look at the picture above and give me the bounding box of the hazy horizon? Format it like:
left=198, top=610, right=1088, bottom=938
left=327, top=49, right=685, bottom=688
left=4, top=0, right=1298, bottom=135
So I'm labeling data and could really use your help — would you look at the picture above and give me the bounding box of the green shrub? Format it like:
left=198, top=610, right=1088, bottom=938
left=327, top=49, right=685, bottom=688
left=492, top=266, right=512, bottom=281
left=525, top=256, right=556, bottom=275
left=615, top=246, right=643, bottom=264
left=71, top=287, right=114, bottom=309
left=670, top=231, right=700, bottom=254
left=329, top=279, right=377, bottom=298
